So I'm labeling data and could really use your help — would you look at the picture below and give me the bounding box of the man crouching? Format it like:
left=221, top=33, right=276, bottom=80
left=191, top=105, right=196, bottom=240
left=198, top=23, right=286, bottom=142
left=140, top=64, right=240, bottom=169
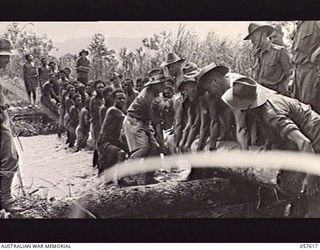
left=97, top=89, right=129, bottom=175
left=122, top=69, right=168, bottom=185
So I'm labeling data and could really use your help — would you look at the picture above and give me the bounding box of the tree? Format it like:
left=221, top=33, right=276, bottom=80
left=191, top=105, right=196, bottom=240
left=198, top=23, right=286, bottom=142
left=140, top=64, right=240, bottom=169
left=112, top=23, right=256, bottom=80
left=5, top=23, right=56, bottom=60
left=138, top=24, right=254, bottom=78
left=3, top=22, right=57, bottom=78
left=59, top=53, right=78, bottom=78
left=88, top=33, right=117, bottom=81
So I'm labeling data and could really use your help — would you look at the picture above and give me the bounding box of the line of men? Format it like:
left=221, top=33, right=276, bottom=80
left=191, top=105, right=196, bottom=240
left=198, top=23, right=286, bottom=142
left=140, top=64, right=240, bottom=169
left=36, top=21, right=320, bottom=216
left=112, top=21, right=320, bottom=216
left=23, top=55, right=63, bottom=106
left=162, top=21, right=320, bottom=217
left=2, top=20, right=320, bottom=217
left=39, top=60, right=154, bottom=149
left=36, top=50, right=173, bottom=182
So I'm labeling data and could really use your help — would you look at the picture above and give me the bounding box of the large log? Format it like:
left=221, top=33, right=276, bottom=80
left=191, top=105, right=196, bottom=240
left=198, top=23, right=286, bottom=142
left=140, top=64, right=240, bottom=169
left=49, top=177, right=234, bottom=218
left=163, top=134, right=278, bottom=186
left=46, top=175, right=295, bottom=218
left=188, top=139, right=305, bottom=196
left=17, top=171, right=304, bottom=219
left=19, top=139, right=312, bottom=218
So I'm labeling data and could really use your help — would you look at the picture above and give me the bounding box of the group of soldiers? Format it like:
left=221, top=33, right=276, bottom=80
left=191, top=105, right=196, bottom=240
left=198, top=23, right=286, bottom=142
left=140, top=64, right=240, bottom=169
left=1, top=21, right=320, bottom=217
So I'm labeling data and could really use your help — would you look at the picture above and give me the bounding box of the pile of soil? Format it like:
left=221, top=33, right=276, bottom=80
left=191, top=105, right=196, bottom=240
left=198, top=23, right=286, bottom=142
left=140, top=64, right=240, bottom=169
left=1, top=76, right=58, bottom=136
left=7, top=106, right=58, bottom=136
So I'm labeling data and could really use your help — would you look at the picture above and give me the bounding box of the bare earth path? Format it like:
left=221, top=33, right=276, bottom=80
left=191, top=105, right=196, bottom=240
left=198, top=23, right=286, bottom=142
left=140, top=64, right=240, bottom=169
left=13, top=134, right=98, bottom=200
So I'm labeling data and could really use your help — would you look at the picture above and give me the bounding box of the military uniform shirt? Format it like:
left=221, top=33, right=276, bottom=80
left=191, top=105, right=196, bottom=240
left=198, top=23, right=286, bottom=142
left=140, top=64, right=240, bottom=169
left=253, top=43, right=291, bottom=87
left=126, top=88, right=160, bottom=124
left=257, top=94, right=320, bottom=152
left=76, top=57, right=90, bottom=78
left=292, top=21, right=320, bottom=65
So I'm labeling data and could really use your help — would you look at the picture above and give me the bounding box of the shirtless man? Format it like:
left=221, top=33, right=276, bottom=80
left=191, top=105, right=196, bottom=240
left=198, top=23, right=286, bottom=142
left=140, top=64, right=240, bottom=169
left=97, top=89, right=129, bottom=174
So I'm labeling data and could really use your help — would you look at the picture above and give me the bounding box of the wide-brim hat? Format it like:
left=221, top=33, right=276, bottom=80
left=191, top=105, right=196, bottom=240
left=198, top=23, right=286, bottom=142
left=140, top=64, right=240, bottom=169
left=79, top=49, right=89, bottom=56
left=196, top=62, right=230, bottom=82
left=145, top=68, right=170, bottom=87
left=244, top=23, right=275, bottom=40
left=177, top=72, right=199, bottom=91
left=221, top=76, right=274, bottom=110
left=0, top=39, right=12, bottom=56
left=182, top=62, right=201, bottom=75
left=163, top=52, right=185, bottom=66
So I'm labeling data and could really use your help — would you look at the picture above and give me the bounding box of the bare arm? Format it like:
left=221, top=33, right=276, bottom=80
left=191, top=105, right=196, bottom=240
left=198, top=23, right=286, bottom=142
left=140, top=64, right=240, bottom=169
left=89, top=98, right=100, bottom=123
left=197, top=97, right=210, bottom=151
left=286, top=129, right=314, bottom=153
left=185, top=105, right=201, bottom=150
left=69, top=106, right=79, bottom=127
left=286, top=128, right=316, bottom=196
left=99, top=107, right=106, bottom=126
left=179, top=105, right=193, bottom=150
left=232, top=108, right=250, bottom=150
left=49, top=85, right=60, bottom=102
left=207, top=97, right=220, bottom=150
left=150, top=99, right=165, bottom=148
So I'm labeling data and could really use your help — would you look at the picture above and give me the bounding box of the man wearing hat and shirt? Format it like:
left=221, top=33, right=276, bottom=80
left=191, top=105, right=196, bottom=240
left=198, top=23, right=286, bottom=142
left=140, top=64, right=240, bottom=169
left=162, top=52, right=189, bottom=151
left=244, top=23, right=292, bottom=96
left=122, top=69, right=168, bottom=185
left=222, top=76, right=320, bottom=217
left=291, top=21, right=320, bottom=114
left=163, top=52, right=185, bottom=91
left=76, top=49, right=91, bottom=84
left=123, top=69, right=168, bottom=160
left=0, top=39, right=22, bottom=212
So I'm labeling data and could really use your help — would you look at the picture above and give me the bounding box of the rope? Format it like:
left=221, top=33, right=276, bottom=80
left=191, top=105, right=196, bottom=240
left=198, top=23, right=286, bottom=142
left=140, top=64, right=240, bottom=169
left=102, top=150, right=320, bottom=185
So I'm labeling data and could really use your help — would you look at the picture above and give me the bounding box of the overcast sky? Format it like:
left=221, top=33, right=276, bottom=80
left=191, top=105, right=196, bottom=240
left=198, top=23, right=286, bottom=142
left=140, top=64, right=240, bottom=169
left=0, top=21, right=259, bottom=42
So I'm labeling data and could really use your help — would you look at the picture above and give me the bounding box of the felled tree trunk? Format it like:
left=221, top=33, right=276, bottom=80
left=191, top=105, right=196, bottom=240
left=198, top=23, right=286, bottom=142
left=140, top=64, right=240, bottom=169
left=189, top=139, right=304, bottom=195
left=48, top=176, right=261, bottom=218
left=35, top=139, right=307, bottom=218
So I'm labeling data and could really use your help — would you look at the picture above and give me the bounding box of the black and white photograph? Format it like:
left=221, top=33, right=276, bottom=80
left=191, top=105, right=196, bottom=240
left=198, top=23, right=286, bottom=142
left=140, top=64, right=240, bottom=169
left=1, top=20, right=320, bottom=220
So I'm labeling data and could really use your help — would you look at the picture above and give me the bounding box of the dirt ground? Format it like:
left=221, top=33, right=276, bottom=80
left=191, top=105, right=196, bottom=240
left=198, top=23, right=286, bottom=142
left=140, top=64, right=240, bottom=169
left=9, top=134, right=303, bottom=219
left=12, top=134, right=99, bottom=200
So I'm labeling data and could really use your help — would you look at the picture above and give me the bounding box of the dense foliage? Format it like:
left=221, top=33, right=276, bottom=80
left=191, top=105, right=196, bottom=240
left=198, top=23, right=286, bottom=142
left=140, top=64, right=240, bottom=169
left=2, top=22, right=295, bottom=84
